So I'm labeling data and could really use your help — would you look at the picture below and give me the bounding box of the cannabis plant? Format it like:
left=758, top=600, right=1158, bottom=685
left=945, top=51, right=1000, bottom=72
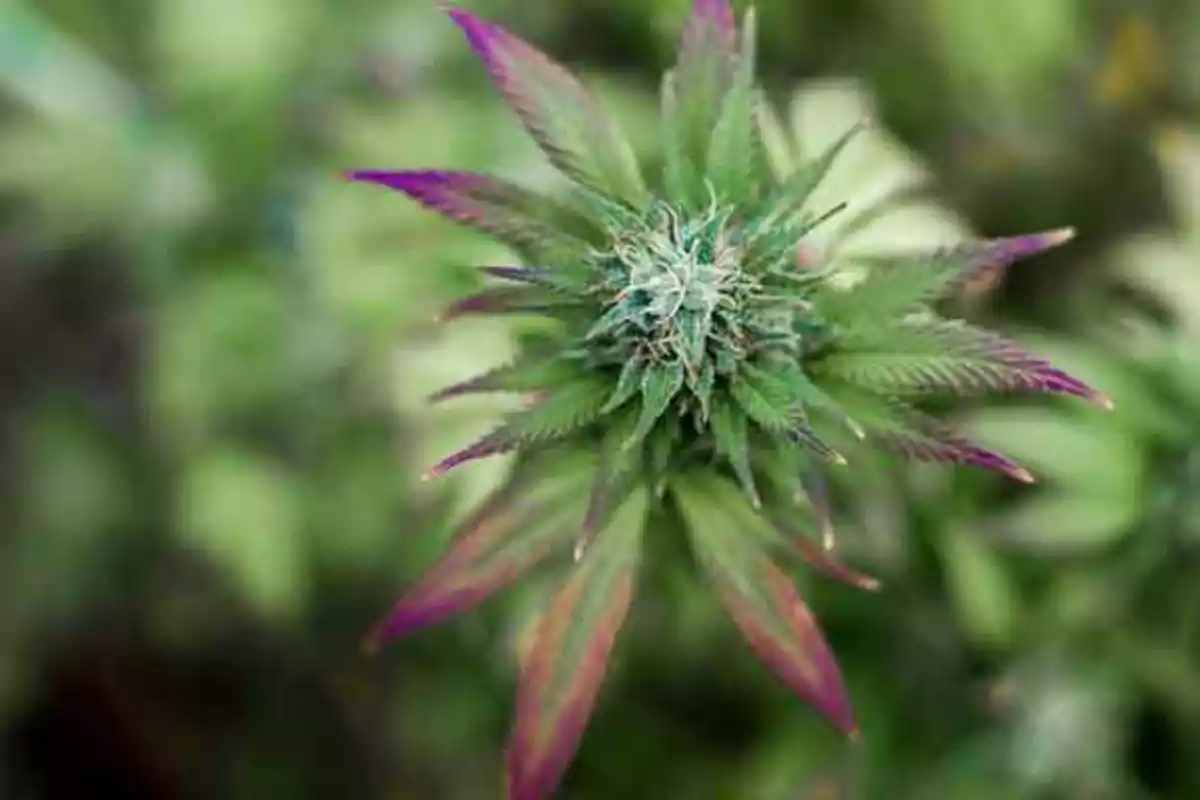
left=347, top=2, right=1107, bottom=796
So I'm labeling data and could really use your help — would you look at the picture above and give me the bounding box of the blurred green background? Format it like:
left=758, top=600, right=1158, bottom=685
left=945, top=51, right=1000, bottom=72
left=2, top=0, right=1199, bottom=797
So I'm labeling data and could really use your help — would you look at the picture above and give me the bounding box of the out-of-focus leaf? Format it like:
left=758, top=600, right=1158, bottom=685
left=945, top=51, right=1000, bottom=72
left=675, top=473, right=856, bottom=736
left=991, top=492, right=1140, bottom=553
left=150, top=270, right=303, bottom=442
left=787, top=79, right=969, bottom=257
left=366, top=455, right=592, bottom=649
left=178, top=447, right=308, bottom=621
left=938, top=526, right=1018, bottom=649
left=507, top=486, right=647, bottom=800
left=969, top=407, right=1143, bottom=491
left=154, top=0, right=318, bottom=98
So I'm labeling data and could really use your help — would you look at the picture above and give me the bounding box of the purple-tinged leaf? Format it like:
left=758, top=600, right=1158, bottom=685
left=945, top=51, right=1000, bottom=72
left=574, top=409, right=641, bottom=561
left=435, top=286, right=567, bottom=322
left=345, top=170, right=585, bottom=259
left=666, top=0, right=739, bottom=204
left=507, top=489, right=647, bottom=800
left=817, top=383, right=1034, bottom=483
left=822, top=229, right=1077, bottom=327
left=948, top=228, right=1077, bottom=296
left=422, top=431, right=517, bottom=480
left=824, top=320, right=1112, bottom=407
left=676, top=474, right=857, bottom=736
left=426, top=378, right=613, bottom=479
left=480, top=266, right=561, bottom=286
left=680, top=0, right=737, bottom=58
left=881, top=414, right=1034, bottom=483
left=792, top=535, right=882, bottom=593
left=768, top=484, right=882, bottom=593
left=443, top=6, right=647, bottom=206
left=706, top=8, right=759, bottom=204
left=366, top=464, right=590, bottom=651
left=429, top=355, right=579, bottom=403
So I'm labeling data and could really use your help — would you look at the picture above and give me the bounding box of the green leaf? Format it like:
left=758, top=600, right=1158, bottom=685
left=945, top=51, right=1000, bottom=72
left=577, top=409, right=642, bottom=559
left=754, top=363, right=864, bottom=439
left=734, top=366, right=845, bottom=464
left=817, top=319, right=1106, bottom=403
left=507, top=487, right=648, bottom=800
left=627, top=360, right=686, bottom=448
left=445, top=6, right=648, bottom=207
left=366, top=457, right=591, bottom=651
left=710, top=398, right=760, bottom=507
left=706, top=8, right=759, bottom=204
left=675, top=473, right=856, bottom=735
left=430, top=353, right=582, bottom=401
left=758, top=120, right=866, bottom=223
left=345, top=171, right=593, bottom=262
left=665, top=0, right=738, bottom=207
left=601, top=357, right=646, bottom=413
left=426, top=378, right=613, bottom=477
left=659, top=71, right=692, bottom=205
left=819, top=383, right=1031, bottom=481
left=817, top=230, right=1075, bottom=330
left=754, top=90, right=795, bottom=181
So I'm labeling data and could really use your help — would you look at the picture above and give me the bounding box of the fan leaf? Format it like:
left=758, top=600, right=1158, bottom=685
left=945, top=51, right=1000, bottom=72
left=445, top=6, right=647, bottom=207
left=676, top=473, right=856, bottom=735
left=365, top=460, right=590, bottom=650
left=507, top=487, right=648, bottom=800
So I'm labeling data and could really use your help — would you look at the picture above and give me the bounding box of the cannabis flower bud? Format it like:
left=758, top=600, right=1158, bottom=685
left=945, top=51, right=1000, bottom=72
left=346, top=2, right=1109, bottom=797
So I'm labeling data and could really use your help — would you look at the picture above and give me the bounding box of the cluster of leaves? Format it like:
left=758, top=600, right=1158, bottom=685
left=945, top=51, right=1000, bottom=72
left=347, top=2, right=1112, bottom=797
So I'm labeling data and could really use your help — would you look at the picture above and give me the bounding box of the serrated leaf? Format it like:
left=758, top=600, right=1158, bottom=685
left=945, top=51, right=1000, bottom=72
left=366, top=461, right=590, bottom=649
left=706, top=8, right=759, bottom=204
left=675, top=473, right=856, bottom=735
left=576, top=409, right=642, bottom=559
left=820, top=383, right=1031, bottom=482
left=758, top=120, right=866, bottom=223
left=730, top=370, right=792, bottom=434
left=445, top=6, right=647, bottom=207
left=754, top=363, right=864, bottom=439
left=735, top=365, right=845, bottom=464
left=820, top=320, right=1109, bottom=405
left=507, top=488, right=648, bottom=800
left=602, top=358, right=645, bottom=413
left=480, top=266, right=583, bottom=294
left=711, top=398, right=760, bottom=507
left=436, top=286, right=580, bottom=321
left=429, top=354, right=581, bottom=402
left=627, top=360, right=686, bottom=447
left=754, top=91, right=795, bottom=181
left=345, top=170, right=590, bottom=261
left=819, top=229, right=1076, bottom=328
left=666, top=0, right=738, bottom=206
left=427, top=378, right=613, bottom=478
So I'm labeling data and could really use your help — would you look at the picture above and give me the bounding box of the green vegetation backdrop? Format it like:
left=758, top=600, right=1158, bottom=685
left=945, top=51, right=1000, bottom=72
left=1, top=0, right=1198, bottom=798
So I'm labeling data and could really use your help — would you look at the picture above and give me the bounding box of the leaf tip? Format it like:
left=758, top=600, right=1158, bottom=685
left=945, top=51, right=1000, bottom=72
left=1009, top=466, right=1036, bottom=484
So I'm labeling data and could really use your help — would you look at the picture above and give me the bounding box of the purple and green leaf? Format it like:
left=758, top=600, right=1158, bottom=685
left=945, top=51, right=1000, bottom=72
left=665, top=0, right=738, bottom=205
left=675, top=473, right=857, bottom=735
left=507, top=487, right=648, bottom=800
left=819, top=228, right=1077, bottom=327
left=443, top=5, right=647, bottom=207
left=344, top=170, right=588, bottom=260
left=365, top=462, right=591, bottom=651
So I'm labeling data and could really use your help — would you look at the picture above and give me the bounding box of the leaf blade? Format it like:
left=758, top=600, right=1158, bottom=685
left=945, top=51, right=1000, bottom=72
left=345, top=170, right=588, bottom=260
left=445, top=6, right=647, bottom=206
left=676, top=474, right=856, bottom=735
left=507, top=488, right=648, bottom=800
left=366, top=461, right=589, bottom=650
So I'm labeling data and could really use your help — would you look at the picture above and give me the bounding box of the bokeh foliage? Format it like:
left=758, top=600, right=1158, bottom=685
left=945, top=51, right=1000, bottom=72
left=0, top=0, right=1197, bottom=798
